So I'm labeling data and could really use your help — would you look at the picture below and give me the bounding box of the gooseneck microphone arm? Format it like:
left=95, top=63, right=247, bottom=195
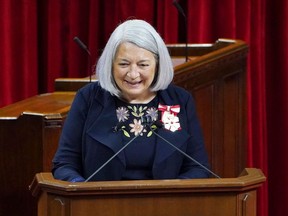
left=173, top=0, right=189, bottom=62
left=73, top=36, right=93, bottom=82
left=151, top=127, right=221, bottom=179
left=141, top=116, right=221, bottom=179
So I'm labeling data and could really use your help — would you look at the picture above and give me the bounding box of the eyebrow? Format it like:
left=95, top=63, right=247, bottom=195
left=116, top=58, right=151, bottom=63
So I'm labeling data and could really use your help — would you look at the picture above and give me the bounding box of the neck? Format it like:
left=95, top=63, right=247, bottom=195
left=121, top=92, right=157, bottom=104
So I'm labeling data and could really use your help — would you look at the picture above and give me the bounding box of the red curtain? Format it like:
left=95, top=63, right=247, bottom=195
left=1, top=0, right=288, bottom=215
left=266, top=1, right=288, bottom=216
left=0, top=0, right=38, bottom=106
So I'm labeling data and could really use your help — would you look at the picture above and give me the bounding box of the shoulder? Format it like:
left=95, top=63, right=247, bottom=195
left=76, top=81, right=108, bottom=102
left=160, top=84, right=193, bottom=103
left=76, top=81, right=116, bottom=110
left=78, top=81, right=102, bottom=95
left=167, top=84, right=191, bottom=95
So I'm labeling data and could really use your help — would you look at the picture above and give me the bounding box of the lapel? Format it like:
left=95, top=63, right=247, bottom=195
left=86, top=89, right=126, bottom=165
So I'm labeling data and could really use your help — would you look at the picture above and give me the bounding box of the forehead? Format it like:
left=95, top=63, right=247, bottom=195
left=115, top=42, right=154, bottom=60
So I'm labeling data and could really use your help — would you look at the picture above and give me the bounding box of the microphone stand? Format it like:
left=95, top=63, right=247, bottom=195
left=173, top=0, right=189, bottom=62
left=73, top=36, right=93, bottom=83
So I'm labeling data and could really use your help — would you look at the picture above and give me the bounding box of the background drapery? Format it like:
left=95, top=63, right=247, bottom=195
left=1, top=0, right=287, bottom=215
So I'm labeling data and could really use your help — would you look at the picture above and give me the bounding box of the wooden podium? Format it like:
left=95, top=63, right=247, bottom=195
left=30, top=168, right=265, bottom=216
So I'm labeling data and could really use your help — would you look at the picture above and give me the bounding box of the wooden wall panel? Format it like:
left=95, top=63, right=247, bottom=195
left=172, top=39, right=248, bottom=177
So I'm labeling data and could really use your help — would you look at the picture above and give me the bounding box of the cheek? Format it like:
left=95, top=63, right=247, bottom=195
left=146, top=69, right=157, bottom=81
left=113, top=68, right=126, bottom=80
left=113, top=67, right=127, bottom=77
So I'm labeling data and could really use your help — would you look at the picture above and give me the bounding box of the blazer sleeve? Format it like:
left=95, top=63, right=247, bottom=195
left=52, top=84, right=94, bottom=182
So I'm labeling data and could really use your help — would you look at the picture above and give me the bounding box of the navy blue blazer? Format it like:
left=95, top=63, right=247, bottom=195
left=52, top=82, right=210, bottom=181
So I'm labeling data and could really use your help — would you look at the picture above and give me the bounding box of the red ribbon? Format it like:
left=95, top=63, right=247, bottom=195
left=158, top=104, right=180, bottom=115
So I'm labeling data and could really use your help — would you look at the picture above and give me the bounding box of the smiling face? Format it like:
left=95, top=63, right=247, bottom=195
left=113, top=42, right=157, bottom=103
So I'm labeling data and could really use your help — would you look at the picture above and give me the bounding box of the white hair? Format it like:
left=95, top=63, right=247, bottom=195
left=96, top=19, right=174, bottom=97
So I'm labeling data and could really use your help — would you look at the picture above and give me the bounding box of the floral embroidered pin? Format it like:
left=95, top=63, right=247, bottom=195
left=158, top=104, right=181, bottom=132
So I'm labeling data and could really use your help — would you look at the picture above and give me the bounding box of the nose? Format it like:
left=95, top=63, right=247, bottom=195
left=126, top=65, right=140, bottom=79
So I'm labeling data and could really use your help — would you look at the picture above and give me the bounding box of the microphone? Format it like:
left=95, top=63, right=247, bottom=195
left=73, top=36, right=93, bottom=82
left=85, top=126, right=139, bottom=182
left=141, top=116, right=163, bottom=129
left=173, top=0, right=189, bottom=62
left=141, top=116, right=221, bottom=179
left=173, top=0, right=186, bottom=17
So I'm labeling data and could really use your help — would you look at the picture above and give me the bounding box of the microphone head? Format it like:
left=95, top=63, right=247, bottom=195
left=141, top=115, right=152, bottom=125
left=141, top=116, right=163, bottom=128
left=172, top=0, right=186, bottom=18
left=73, top=36, right=90, bottom=55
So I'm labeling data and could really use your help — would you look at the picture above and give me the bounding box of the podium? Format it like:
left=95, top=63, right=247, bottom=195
left=30, top=168, right=265, bottom=216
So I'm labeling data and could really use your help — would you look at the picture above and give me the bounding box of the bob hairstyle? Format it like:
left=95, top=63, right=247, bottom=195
left=96, top=19, right=174, bottom=97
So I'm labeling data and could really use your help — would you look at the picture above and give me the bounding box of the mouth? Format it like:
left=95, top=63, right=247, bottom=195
left=124, top=80, right=142, bottom=87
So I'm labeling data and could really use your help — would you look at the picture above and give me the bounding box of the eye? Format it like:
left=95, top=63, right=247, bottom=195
left=118, top=62, right=129, bottom=67
left=139, top=63, right=149, bottom=68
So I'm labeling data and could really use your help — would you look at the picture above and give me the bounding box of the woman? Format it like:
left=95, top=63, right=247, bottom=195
left=52, top=19, right=210, bottom=182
